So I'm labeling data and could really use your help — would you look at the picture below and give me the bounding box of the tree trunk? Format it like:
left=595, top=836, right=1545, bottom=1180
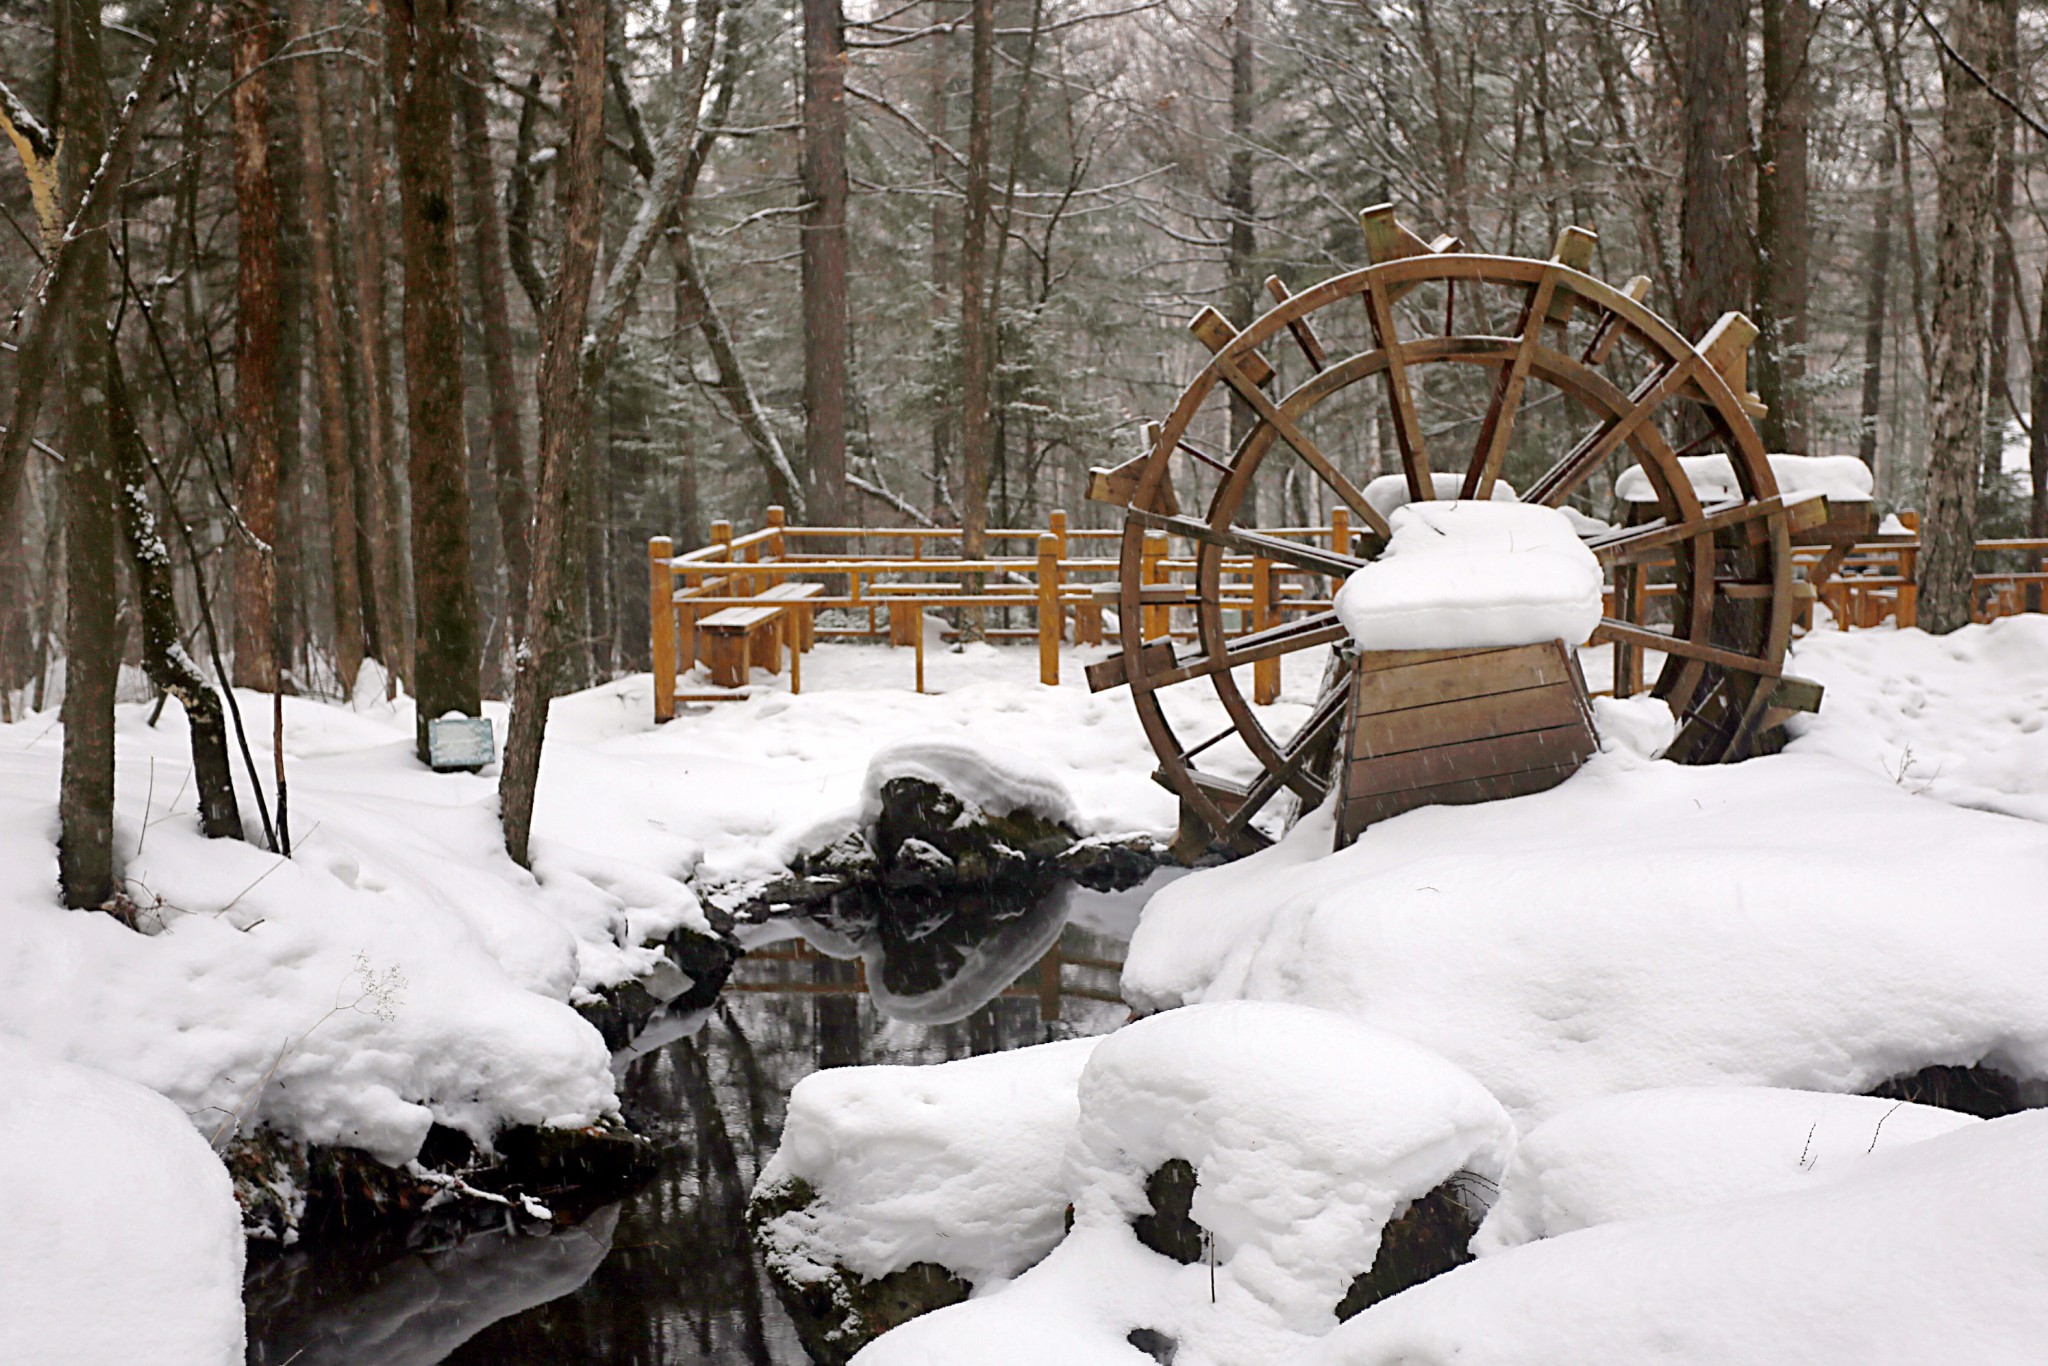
left=456, top=31, right=533, bottom=630
left=1981, top=0, right=2017, bottom=486
left=2030, top=268, right=2048, bottom=542
left=55, top=0, right=117, bottom=910
left=1856, top=128, right=1896, bottom=469
left=801, top=0, right=849, bottom=529
left=385, top=0, right=482, bottom=757
left=499, top=0, right=605, bottom=866
left=286, top=0, right=364, bottom=693
left=106, top=352, right=242, bottom=840
left=230, top=0, right=282, bottom=692
left=927, top=0, right=955, bottom=521
left=1225, top=0, right=1257, bottom=521
left=1755, top=0, right=1812, bottom=449
left=1916, top=0, right=1999, bottom=633
left=1677, top=0, right=1753, bottom=341
left=957, top=0, right=995, bottom=637
left=347, top=60, right=405, bottom=678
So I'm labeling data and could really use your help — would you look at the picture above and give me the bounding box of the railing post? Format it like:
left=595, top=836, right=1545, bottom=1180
left=649, top=537, right=675, bottom=721
left=1329, top=506, right=1350, bottom=579
left=1252, top=553, right=1279, bottom=704
left=766, top=504, right=786, bottom=562
left=1038, top=533, right=1061, bottom=686
left=1141, top=530, right=1170, bottom=641
left=1049, top=509, right=1070, bottom=642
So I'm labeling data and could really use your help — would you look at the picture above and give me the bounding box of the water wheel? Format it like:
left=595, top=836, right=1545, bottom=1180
left=1085, top=206, right=1824, bottom=857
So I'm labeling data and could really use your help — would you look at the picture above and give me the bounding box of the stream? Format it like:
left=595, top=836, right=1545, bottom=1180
left=243, top=871, right=1175, bottom=1364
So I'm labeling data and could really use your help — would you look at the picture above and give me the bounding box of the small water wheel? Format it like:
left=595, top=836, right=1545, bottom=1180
left=1086, top=206, right=1824, bottom=856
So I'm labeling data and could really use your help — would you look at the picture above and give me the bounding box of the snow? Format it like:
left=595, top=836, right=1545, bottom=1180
left=754, top=1037, right=1102, bottom=1287
left=1613, top=453, right=1874, bottom=504
left=0, top=1036, right=245, bottom=1365
left=1473, top=1086, right=1976, bottom=1252
left=1786, top=615, right=2048, bottom=825
left=1362, top=472, right=1520, bottom=521
left=1310, top=1112, right=2048, bottom=1366
left=1333, top=501, right=1604, bottom=650
left=855, top=1002, right=1511, bottom=1366
left=1121, top=750, right=2048, bottom=1126
left=859, top=735, right=1078, bottom=827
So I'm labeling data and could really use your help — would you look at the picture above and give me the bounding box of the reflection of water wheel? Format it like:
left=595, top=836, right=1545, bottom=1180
left=1087, top=206, right=1824, bottom=856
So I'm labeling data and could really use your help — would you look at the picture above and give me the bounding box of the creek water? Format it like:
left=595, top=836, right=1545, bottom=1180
left=243, top=871, right=1174, bottom=1365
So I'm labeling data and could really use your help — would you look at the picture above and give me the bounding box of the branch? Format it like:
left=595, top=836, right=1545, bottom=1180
left=1914, top=2, right=2048, bottom=142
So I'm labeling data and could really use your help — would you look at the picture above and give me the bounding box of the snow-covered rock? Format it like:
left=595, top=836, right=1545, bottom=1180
left=1334, top=501, right=1603, bottom=651
left=860, top=736, right=1079, bottom=829
left=1613, top=452, right=1874, bottom=504
left=1473, top=1086, right=1976, bottom=1252
left=1122, top=750, right=2048, bottom=1126
left=1310, top=1111, right=2048, bottom=1366
left=0, top=1036, right=245, bottom=1365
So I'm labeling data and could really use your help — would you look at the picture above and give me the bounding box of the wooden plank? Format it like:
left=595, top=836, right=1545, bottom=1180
left=1086, top=638, right=1176, bottom=693
left=1347, top=725, right=1594, bottom=800
left=1188, top=306, right=1276, bottom=386
left=699, top=605, right=783, bottom=630
left=1353, top=642, right=1575, bottom=716
left=1352, top=681, right=1588, bottom=759
left=1342, top=763, right=1582, bottom=838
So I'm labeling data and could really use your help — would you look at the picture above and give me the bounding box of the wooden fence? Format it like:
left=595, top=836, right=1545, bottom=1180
left=649, top=506, right=2048, bottom=718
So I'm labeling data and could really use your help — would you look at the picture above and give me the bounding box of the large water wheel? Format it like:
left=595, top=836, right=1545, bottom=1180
left=1086, top=206, right=1824, bottom=856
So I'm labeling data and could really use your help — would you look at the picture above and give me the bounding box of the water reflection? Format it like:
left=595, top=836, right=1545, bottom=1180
left=245, top=871, right=1174, bottom=1364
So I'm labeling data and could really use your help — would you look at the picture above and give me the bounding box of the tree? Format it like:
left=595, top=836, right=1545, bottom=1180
left=1755, top=0, right=1814, bottom=449
left=1916, top=0, right=2000, bottom=633
left=957, top=0, right=995, bottom=595
left=230, top=0, right=283, bottom=691
left=1224, top=0, right=1258, bottom=520
left=801, top=0, right=850, bottom=528
left=384, top=0, right=483, bottom=757
left=1677, top=0, right=1753, bottom=342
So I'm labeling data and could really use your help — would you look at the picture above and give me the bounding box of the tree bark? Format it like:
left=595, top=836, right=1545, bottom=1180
left=1677, top=0, right=1753, bottom=341
left=1755, top=0, right=1813, bottom=449
left=2030, top=268, right=2048, bottom=542
left=54, top=0, right=117, bottom=909
left=499, top=0, right=606, bottom=867
left=1980, top=0, right=2017, bottom=486
left=385, top=0, right=483, bottom=757
left=286, top=0, right=364, bottom=693
left=957, top=0, right=995, bottom=637
left=926, top=0, right=955, bottom=520
left=1916, top=0, right=1999, bottom=633
left=346, top=59, right=405, bottom=678
left=1225, top=0, right=1257, bottom=521
left=230, top=0, right=283, bottom=692
left=801, top=0, right=850, bottom=528
left=1857, top=128, right=1896, bottom=468
left=457, top=29, right=533, bottom=629
left=107, top=352, right=242, bottom=840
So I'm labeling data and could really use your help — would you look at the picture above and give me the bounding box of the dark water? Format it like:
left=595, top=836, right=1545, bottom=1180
left=244, top=873, right=1171, bottom=1365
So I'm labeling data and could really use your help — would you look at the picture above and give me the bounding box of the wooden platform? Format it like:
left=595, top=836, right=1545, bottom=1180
left=1333, top=640, right=1597, bottom=848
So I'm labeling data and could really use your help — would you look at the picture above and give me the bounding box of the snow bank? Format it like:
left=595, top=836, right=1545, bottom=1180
left=0, top=1036, right=245, bottom=1365
left=1122, top=750, right=2048, bottom=1125
left=1787, top=615, right=2048, bottom=825
left=755, top=1037, right=1102, bottom=1287
left=1310, top=1111, right=2048, bottom=1366
left=1362, top=472, right=1519, bottom=521
left=1614, top=452, right=1874, bottom=503
left=1474, top=1086, right=1976, bottom=1252
left=856, top=1003, right=1510, bottom=1365
left=859, top=735, right=1078, bottom=828
left=1333, top=501, right=1604, bottom=651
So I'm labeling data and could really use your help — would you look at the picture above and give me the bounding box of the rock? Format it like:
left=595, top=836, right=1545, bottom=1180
left=1334, top=1182, right=1481, bottom=1320
left=576, top=926, right=737, bottom=1050
left=1132, top=1158, right=1203, bottom=1264
left=883, top=837, right=957, bottom=892
left=750, top=1175, right=973, bottom=1365
left=871, top=776, right=1075, bottom=885
left=1866, top=1062, right=2048, bottom=1119
left=1056, top=832, right=1174, bottom=891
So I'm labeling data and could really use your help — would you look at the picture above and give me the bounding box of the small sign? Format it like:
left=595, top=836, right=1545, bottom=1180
left=427, top=715, right=497, bottom=773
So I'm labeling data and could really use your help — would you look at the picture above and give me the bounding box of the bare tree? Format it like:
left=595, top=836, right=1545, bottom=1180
left=1756, top=0, right=1814, bottom=448
left=1677, top=0, right=1753, bottom=341
left=802, top=0, right=850, bottom=527
left=957, top=0, right=995, bottom=632
left=230, top=0, right=283, bottom=691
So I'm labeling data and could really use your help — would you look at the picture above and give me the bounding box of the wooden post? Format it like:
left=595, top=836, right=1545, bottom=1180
left=1037, top=941, right=1062, bottom=1023
left=914, top=601, right=926, bottom=693
left=1252, top=553, right=1279, bottom=704
left=649, top=537, right=675, bottom=721
left=765, top=504, right=786, bottom=567
left=1329, top=506, right=1350, bottom=583
left=1038, top=532, right=1061, bottom=686
left=1141, top=530, right=1170, bottom=641
left=1049, top=509, right=1070, bottom=642
left=1612, top=561, right=1640, bottom=697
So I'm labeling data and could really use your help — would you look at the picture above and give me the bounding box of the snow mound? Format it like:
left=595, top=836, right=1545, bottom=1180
left=0, top=1036, right=245, bottom=1365
left=755, top=1037, right=1102, bottom=1287
left=1787, top=615, right=2048, bottom=825
left=1122, top=751, right=2048, bottom=1125
left=1362, top=472, right=1519, bottom=520
left=859, top=736, right=1078, bottom=827
left=1474, top=1086, right=1976, bottom=1253
left=1334, top=501, right=1603, bottom=651
left=1309, top=1111, right=2048, bottom=1366
left=856, top=1002, right=1512, bottom=1365
left=1614, top=452, right=1873, bottom=504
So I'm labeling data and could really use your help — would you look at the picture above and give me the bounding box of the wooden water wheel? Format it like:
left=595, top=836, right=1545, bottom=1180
left=1085, top=206, right=1826, bottom=856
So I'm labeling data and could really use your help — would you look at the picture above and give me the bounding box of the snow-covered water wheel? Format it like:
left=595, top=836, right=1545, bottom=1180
left=1086, top=207, right=1820, bottom=857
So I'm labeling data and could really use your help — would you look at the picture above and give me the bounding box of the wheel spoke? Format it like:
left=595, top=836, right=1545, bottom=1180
left=1588, top=618, right=1780, bottom=678
left=1146, top=611, right=1350, bottom=690
left=1211, top=677, right=1352, bottom=843
left=1587, top=494, right=1808, bottom=565
left=1211, top=351, right=1394, bottom=539
left=1128, top=506, right=1369, bottom=579
left=1462, top=265, right=1562, bottom=499
left=1522, top=355, right=1697, bottom=507
left=1362, top=272, right=1434, bottom=501
left=1266, top=275, right=1328, bottom=372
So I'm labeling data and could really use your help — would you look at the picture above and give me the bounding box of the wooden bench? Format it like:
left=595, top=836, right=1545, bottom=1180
left=694, top=582, right=823, bottom=692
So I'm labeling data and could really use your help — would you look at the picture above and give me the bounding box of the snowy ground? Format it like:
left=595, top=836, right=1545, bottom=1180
left=5, top=614, right=2048, bottom=1361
